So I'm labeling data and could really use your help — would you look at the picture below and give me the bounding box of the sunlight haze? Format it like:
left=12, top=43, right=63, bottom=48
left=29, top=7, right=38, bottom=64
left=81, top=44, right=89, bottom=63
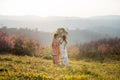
left=0, top=0, right=120, bottom=17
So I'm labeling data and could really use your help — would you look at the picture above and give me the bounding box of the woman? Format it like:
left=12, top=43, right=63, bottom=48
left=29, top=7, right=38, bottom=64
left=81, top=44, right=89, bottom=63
left=52, top=33, right=60, bottom=64
left=60, top=35, right=69, bottom=66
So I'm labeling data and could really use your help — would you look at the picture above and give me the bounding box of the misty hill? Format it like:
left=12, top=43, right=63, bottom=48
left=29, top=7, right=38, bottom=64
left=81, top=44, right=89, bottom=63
left=0, top=15, right=120, bottom=45
left=0, top=27, right=52, bottom=45
left=0, top=15, right=120, bottom=32
left=0, top=27, right=118, bottom=45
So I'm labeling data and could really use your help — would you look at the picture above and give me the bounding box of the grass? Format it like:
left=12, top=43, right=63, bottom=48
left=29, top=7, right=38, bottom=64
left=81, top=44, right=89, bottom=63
left=0, top=54, right=120, bottom=80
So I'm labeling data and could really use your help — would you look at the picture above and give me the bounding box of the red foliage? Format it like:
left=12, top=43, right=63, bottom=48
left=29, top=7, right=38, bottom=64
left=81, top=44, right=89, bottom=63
left=0, top=30, right=40, bottom=56
left=0, top=30, right=14, bottom=51
left=79, top=37, right=120, bottom=55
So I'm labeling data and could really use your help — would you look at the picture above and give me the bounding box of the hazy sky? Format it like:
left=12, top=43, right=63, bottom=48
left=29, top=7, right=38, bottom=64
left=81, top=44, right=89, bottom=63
left=0, top=0, right=120, bottom=17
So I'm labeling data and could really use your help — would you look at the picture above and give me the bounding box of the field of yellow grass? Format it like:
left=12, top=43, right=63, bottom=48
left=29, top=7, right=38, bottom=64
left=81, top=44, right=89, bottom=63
left=0, top=54, right=120, bottom=80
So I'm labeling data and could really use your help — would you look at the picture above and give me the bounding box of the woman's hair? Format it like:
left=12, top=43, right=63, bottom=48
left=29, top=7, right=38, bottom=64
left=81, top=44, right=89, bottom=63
left=62, top=35, right=67, bottom=44
left=54, top=33, right=58, bottom=38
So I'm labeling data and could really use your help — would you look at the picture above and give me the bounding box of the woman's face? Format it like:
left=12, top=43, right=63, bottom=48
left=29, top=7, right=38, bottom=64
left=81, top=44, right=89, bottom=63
left=56, top=36, right=58, bottom=39
left=55, top=35, right=58, bottom=39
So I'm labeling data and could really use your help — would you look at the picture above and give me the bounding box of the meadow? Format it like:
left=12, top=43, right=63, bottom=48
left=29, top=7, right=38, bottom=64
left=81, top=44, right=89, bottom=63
left=0, top=30, right=120, bottom=80
left=0, top=54, right=120, bottom=80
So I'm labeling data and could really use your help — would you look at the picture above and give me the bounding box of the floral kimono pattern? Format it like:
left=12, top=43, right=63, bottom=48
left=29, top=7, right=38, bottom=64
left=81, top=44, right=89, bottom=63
left=52, top=38, right=60, bottom=64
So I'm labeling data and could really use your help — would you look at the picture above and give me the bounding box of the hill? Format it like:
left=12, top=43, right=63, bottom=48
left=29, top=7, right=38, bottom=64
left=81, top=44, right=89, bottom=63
left=0, top=15, right=120, bottom=44
left=0, top=54, right=119, bottom=80
left=0, top=27, right=120, bottom=45
left=0, top=15, right=120, bottom=32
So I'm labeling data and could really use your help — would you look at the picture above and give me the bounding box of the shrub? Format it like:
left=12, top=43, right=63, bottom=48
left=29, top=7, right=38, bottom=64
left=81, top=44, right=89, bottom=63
left=0, top=30, right=40, bottom=56
left=76, top=37, right=120, bottom=60
left=12, top=35, right=39, bottom=56
left=0, top=30, right=14, bottom=52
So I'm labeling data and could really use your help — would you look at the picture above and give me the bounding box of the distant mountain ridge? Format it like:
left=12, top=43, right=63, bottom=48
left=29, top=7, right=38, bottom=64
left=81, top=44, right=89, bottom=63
left=0, top=15, right=120, bottom=29
left=0, top=15, right=120, bottom=45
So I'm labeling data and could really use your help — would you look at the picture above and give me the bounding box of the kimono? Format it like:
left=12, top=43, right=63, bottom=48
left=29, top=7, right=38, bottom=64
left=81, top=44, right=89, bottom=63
left=52, top=38, right=60, bottom=64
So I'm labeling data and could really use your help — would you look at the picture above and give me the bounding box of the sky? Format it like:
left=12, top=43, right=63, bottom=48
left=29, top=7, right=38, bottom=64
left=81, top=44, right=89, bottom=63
left=0, top=0, right=120, bottom=18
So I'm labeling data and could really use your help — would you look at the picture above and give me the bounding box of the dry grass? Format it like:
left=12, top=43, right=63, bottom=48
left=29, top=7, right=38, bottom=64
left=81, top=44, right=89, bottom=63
left=0, top=54, right=120, bottom=80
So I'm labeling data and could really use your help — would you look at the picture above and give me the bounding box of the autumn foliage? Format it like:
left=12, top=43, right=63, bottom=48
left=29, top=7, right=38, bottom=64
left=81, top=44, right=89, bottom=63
left=0, top=30, right=40, bottom=56
left=0, top=30, right=14, bottom=52
left=77, top=38, right=120, bottom=60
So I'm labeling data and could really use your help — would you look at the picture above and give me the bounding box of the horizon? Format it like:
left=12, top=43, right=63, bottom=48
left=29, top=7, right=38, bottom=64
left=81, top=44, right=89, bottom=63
left=0, top=14, right=120, bottom=18
left=0, top=14, right=120, bottom=32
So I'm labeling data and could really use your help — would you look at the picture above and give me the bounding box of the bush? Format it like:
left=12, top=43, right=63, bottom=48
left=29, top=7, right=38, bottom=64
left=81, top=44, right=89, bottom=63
left=13, top=35, right=39, bottom=56
left=0, top=30, right=14, bottom=52
left=0, top=30, right=40, bottom=56
left=75, top=37, right=120, bottom=61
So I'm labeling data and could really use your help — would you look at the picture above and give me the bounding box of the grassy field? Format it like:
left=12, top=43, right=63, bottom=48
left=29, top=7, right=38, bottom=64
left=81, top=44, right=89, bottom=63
left=0, top=54, right=120, bottom=80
